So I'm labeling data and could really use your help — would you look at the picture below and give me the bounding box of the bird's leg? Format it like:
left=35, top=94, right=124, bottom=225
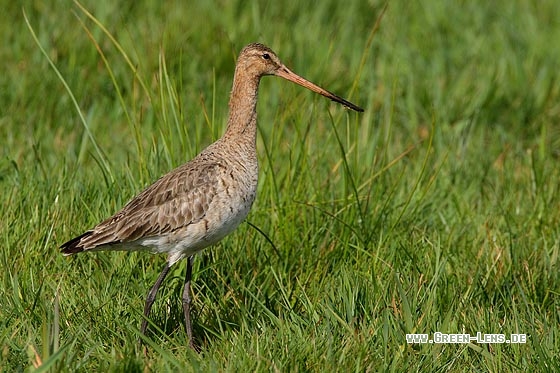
left=140, top=262, right=171, bottom=337
left=182, top=255, right=196, bottom=350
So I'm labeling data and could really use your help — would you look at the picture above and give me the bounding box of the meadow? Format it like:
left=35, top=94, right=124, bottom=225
left=1, top=0, right=559, bottom=371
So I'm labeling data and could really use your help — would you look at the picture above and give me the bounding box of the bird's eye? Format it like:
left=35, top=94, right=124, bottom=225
left=262, top=53, right=270, bottom=60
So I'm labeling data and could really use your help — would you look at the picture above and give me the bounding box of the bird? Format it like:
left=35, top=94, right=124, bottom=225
left=60, top=42, right=363, bottom=350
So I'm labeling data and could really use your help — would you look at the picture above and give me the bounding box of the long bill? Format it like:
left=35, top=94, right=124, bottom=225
left=275, top=65, right=364, bottom=112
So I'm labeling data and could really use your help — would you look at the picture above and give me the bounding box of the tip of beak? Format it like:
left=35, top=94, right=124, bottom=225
left=348, top=104, right=364, bottom=112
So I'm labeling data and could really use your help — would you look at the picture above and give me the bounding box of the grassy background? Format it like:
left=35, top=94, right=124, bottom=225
left=2, top=0, right=559, bottom=371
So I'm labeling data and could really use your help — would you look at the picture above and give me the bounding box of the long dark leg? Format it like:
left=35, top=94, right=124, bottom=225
left=182, top=255, right=196, bottom=350
left=140, top=262, right=171, bottom=337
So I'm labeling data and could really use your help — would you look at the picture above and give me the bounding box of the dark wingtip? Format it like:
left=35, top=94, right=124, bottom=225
left=60, top=231, right=93, bottom=255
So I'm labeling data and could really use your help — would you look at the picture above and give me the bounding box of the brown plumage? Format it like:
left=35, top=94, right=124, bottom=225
left=60, top=43, right=363, bottom=350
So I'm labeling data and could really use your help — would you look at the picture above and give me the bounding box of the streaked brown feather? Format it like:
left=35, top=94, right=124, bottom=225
left=61, top=160, right=226, bottom=252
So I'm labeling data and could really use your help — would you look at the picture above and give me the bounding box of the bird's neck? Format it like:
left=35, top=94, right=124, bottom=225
left=222, top=71, right=261, bottom=148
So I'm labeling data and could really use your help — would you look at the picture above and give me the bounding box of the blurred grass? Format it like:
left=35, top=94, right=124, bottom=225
left=1, top=0, right=559, bottom=371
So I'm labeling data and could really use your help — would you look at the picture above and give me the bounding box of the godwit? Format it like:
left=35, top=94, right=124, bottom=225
left=60, top=43, right=363, bottom=350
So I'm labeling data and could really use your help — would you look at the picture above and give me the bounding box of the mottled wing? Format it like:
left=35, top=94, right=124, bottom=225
left=61, top=161, right=224, bottom=253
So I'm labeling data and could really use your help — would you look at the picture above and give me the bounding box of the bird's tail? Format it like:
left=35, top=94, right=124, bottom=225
left=60, top=231, right=93, bottom=255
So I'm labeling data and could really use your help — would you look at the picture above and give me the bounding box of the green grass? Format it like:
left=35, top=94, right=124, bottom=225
left=2, top=0, right=559, bottom=371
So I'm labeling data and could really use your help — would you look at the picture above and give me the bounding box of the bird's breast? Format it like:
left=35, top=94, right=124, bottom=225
left=149, top=149, right=259, bottom=264
left=203, top=160, right=258, bottom=241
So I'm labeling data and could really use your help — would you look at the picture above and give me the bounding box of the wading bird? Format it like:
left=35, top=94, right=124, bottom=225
left=60, top=43, right=363, bottom=350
